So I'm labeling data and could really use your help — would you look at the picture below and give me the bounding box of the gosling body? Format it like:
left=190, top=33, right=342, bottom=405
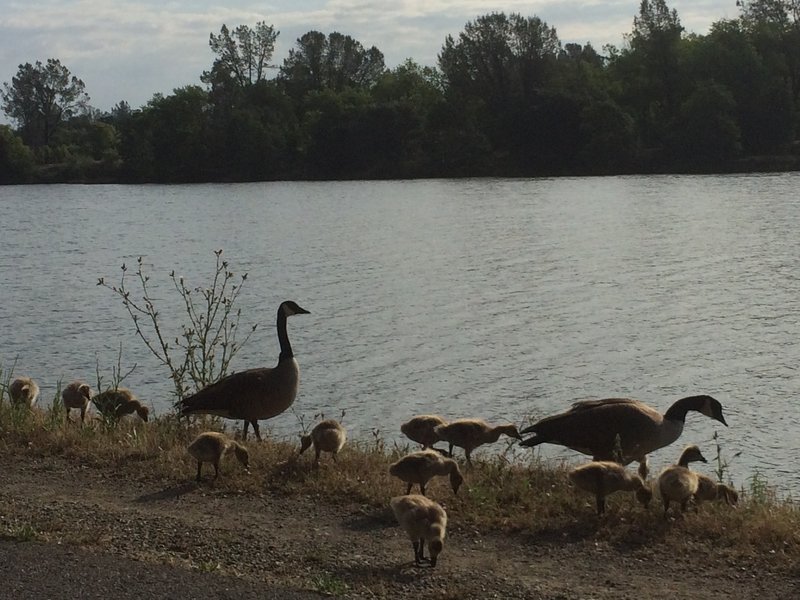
left=657, top=444, right=707, bottom=516
left=188, top=431, right=250, bottom=482
left=401, top=415, right=448, bottom=450
left=694, top=473, right=739, bottom=507
left=390, top=494, right=447, bottom=567
left=62, top=381, right=93, bottom=423
left=299, top=419, right=347, bottom=466
left=569, top=461, right=651, bottom=515
left=9, top=376, right=39, bottom=408
left=389, top=450, right=464, bottom=496
left=92, top=388, right=150, bottom=422
left=433, top=419, right=521, bottom=465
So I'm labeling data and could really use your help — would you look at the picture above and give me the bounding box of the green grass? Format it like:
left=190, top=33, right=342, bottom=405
left=1, top=394, right=798, bottom=562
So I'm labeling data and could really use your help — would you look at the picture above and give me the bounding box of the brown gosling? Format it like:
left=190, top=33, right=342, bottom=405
left=299, top=419, right=347, bottom=467
left=390, top=494, right=447, bottom=567
left=188, top=431, right=250, bottom=482
left=657, top=444, right=707, bottom=517
left=694, top=473, right=739, bottom=507
left=92, top=388, right=150, bottom=422
left=433, top=418, right=521, bottom=465
left=568, top=461, right=651, bottom=515
left=401, top=415, right=448, bottom=450
left=389, top=450, right=464, bottom=496
left=9, top=376, right=40, bottom=408
left=62, top=381, right=93, bottom=423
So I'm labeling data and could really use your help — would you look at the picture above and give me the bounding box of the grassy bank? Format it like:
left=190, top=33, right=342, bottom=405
left=1, top=386, right=798, bottom=566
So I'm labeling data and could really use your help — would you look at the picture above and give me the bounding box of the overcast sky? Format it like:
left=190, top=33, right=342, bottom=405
left=1, top=1, right=740, bottom=116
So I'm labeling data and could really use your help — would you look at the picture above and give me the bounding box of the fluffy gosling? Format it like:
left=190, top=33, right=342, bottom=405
left=299, top=419, right=347, bottom=467
left=401, top=415, right=448, bottom=451
left=657, top=444, right=707, bottom=517
left=389, top=450, right=464, bottom=496
left=9, top=376, right=40, bottom=408
left=188, top=431, right=250, bottom=482
left=92, top=388, right=150, bottom=422
left=390, top=494, right=447, bottom=567
left=568, top=461, right=651, bottom=515
left=433, top=418, right=521, bottom=465
left=694, top=473, right=739, bottom=507
left=62, top=381, right=93, bottom=423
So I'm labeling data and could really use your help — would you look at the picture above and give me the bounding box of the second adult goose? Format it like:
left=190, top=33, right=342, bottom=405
left=178, top=300, right=310, bottom=440
left=519, top=395, right=727, bottom=466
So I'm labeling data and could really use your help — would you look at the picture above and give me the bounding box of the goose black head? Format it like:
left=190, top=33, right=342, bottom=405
left=280, top=300, right=310, bottom=317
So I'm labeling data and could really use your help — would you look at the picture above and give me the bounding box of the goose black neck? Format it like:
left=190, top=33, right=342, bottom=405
left=664, top=395, right=707, bottom=423
left=277, top=306, right=293, bottom=361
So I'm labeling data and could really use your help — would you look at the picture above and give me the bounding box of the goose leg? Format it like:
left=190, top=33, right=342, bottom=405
left=196, top=461, right=203, bottom=482
left=596, top=495, right=605, bottom=516
left=252, top=421, right=262, bottom=441
left=213, top=461, right=220, bottom=480
left=448, top=443, right=454, bottom=458
left=314, top=447, right=321, bottom=468
left=419, top=482, right=426, bottom=496
left=465, top=449, right=473, bottom=467
left=412, top=540, right=422, bottom=565
left=241, top=421, right=249, bottom=440
left=406, top=482, right=413, bottom=495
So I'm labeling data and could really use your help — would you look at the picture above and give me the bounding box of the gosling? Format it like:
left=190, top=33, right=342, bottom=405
left=401, top=415, right=448, bottom=451
left=62, top=381, right=93, bottom=423
left=188, top=431, right=250, bottom=482
left=694, top=473, right=739, bottom=507
left=9, top=376, right=40, bottom=408
left=92, top=388, right=150, bottom=422
left=390, top=494, right=447, bottom=567
left=299, top=419, right=347, bottom=467
left=568, top=461, right=652, bottom=515
left=433, top=418, right=522, bottom=465
left=389, top=450, right=464, bottom=496
left=657, top=444, right=707, bottom=517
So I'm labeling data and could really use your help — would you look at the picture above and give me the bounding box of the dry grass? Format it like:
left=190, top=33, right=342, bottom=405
left=1, top=396, right=798, bottom=564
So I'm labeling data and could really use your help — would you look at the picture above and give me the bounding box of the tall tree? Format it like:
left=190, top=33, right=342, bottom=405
left=202, top=22, right=279, bottom=88
left=279, top=31, right=386, bottom=100
left=1, top=59, right=90, bottom=147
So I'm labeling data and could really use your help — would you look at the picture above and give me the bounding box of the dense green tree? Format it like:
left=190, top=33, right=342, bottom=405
left=202, top=22, right=279, bottom=87
left=0, top=124, right=34, bottom=182
left=1, top=59, right=90, bottom=148
left=279, top=31, right=386, bottom=100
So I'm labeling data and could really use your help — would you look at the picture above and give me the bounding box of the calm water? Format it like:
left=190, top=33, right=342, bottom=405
left=1, top=175, right=798, bottom=496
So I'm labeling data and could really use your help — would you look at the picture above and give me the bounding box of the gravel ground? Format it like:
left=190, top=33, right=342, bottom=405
left=0, top=452, right=798, bottom=599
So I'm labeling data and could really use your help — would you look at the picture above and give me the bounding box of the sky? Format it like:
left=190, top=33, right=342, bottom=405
left=1, top=1, right=741, bottom=117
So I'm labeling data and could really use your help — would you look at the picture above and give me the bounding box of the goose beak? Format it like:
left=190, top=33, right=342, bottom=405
left=718, top=415, right=728, bottom=427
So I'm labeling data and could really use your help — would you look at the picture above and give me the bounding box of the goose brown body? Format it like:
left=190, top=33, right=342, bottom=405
left=62, top=381, right=93, bottom=423
left=92, top=388, right=149, bottom=422
left=299, top=419, right=347, bottom=466
left=657, top=445, right=707, bottom=516
left=178, top=301, right=310, bottom=440
left=389, top=450, right=464, bottom=496
left=568, top=461, right=651, bottom=515
left=519, top=395, right=727, bottom=466
left=433, top=419, right=521, bottom=465
left=390, top=494, right=447, bottom=567
left=188, top=431, right=250, bottom=482
left=401, top=415, right=448, bottom=449
left=9, top=376, right=39, bottom=408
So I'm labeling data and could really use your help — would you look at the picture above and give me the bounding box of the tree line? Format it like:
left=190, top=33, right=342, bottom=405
left=2, top=0, right=800, bottom=184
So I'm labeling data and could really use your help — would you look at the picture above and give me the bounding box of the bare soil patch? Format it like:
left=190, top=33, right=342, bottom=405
left=1, top=451, right=797, bottom=599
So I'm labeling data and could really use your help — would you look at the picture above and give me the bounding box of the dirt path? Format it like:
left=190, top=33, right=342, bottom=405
left=1, top=452, right=797, bottom=599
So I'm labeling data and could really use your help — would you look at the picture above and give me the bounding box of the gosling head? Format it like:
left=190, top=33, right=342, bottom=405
left=718, top=483, right=739, bottom=507
left=634, top=479, right=653, bottom=509
left=233, top=443, right=250, bottom=473
left=428, top=526, right=445, bottom=567
left=499, top=424, right=522, bottom=440
left=678, top=444, right=707, bottom=466
left=135, top=403, right=150, bottom=422
left=299, top=434, right=313, bottom=455
left=78, top=384, right=92, bottom=400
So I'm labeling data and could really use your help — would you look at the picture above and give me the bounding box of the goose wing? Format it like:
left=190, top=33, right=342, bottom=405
left=521, top=399, right=665, bottom=461
left=179, top=363, right=299, bottom=420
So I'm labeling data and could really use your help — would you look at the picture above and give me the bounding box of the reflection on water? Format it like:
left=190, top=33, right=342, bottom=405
left=1, top=174, right=799, bottom=496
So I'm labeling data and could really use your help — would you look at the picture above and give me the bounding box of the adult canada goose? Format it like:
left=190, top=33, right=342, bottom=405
left=401, top=415, right=448, bottom=450
left=92, top=388, right=150, bottom=422
left=657, top=444, right=707, bottom=517
left=433, top=419, right=521, bottom=465
left=9, top=376, right=39, bottom=408
left=188, top=431, right=250, bottom=482
left=519, top=395, right=727, bottom=467
left=694, top=473, right=739, bottom=507
left=178, top=300, right=310, bottom=440
left=299, top=419, right=347, bottom=466
left=390, top=494, right=447, bottom=567
left=568, top=461, right=651, bottom=515
left=389, top=450, right=464, bottom=496
left=62, top=381, right=93, bottom=423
